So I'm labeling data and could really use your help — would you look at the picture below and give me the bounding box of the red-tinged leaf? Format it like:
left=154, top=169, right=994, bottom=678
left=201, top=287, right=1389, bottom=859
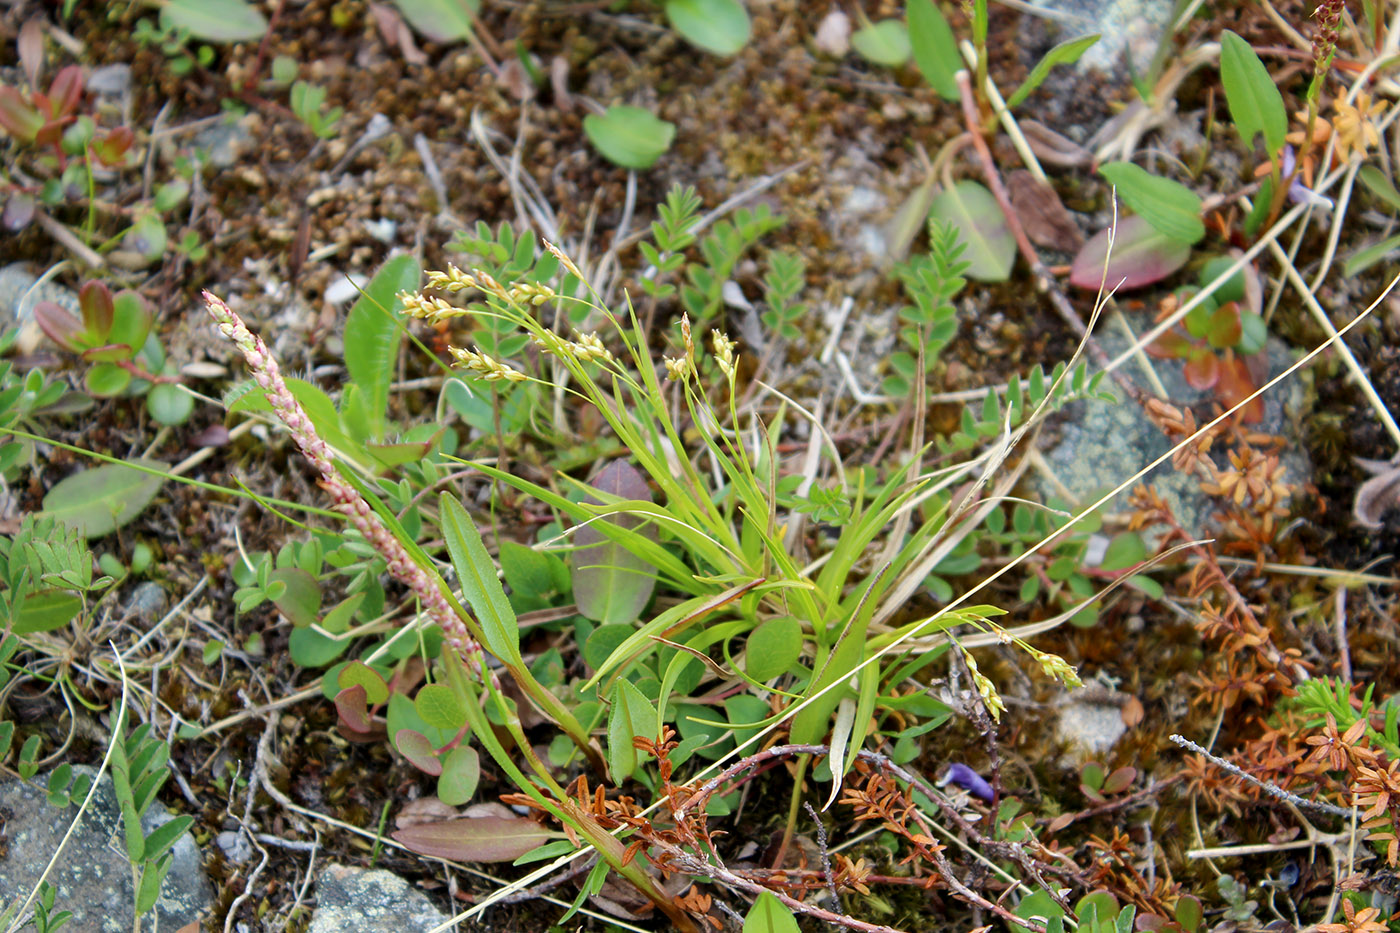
left=573, top=460, right=658, bottom=625
left=18, top=19, right=44, bottom=90
left=1206, top=302, right=1242, bottom=349
left=81, top=343, right=137, bottom=364
left=1070, top=215, right=1191, bottom=291
left=335, top=685, right=372, bottom=733
left=392, top=815, right=556, bottom=863
left=1102, top=765, right=1137, bottom=794
left=46, top=65, right=84, bottom=118
left=1146, top=330, right=1192, bottom=359
left=94, top=125, right=135, bottom=167
left=34, top=300, right=85, bottom=352
left=1182, top=351, right=1219, bottom=390
left=395, top=729, right=442, bottom=775
left=79, top=281, right=114, bottom=337
left=0, top=86, right=42, bottom=142
left=1215, top=354, right=1264, bottom=423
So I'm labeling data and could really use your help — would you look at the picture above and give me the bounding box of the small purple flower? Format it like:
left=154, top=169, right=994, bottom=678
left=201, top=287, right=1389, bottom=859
left=939, top=762, right=995, bottom=803
left=1279, top=145, right=1334, bottom=210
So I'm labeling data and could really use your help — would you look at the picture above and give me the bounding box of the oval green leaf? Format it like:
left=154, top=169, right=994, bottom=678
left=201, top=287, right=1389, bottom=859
left=931, top=181, right=1015, bottom=281
left=1098, top=162, right=1204, bottom=245
left=744, top=891, right=800, bottom=933
left=744, top=616, right=802, bottom=682
left=1220, top=31, right=1287, bottom=158
left=161, top=0, right=269, bottom=41
left=40, top=459, right=167, bottom=538
left=664, top=0, right=751, bottom=56
left=583, top=105, right=675, bottom=171
left=268, top=567, right=322, bottom=628
left=415, top=682, right=468, bottom=731
left=393, top=0, right=481, bottom=42
left=338, top=659, right=390, bottom=705
left=607, top=678, right=658, bottom=781
left=851, top=19, right=911, bottom=66
left=908, top=0, right=960, bottom=100
left=344, top=254, right=420, bottom=441
left=437, top=746, right=480, bottom=805
left=572, top=461, right=658, bottom=625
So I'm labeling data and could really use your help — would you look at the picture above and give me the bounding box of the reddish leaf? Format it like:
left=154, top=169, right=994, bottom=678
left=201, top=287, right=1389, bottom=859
left=0, top=86, right=42, bottom=142
left=46, top=65, right=84, bottom=120
left=394, top=729, right=442, bottom=775
left=1205, top=302, right=1242, bottom=349
left=1215, top=354, right=1264, bottom=423
left=18, top=19, right=44, bottom=90
left=78, top=280, right=114, bottom=337
left=1182, top=350, right=1219, bottom=390
left=33, top=301, right=85, bottom=352
left=93, top=125, right=135, bottom=167
left=1070, top=215, right=1191, bottom=291
left=392, top=815, right=556, bottom=863
left=1146, top=330, right=1193, bottom=360
left=335, top=685, right=372, bottom=733
left=1102, top=766, right=1137, bottom=794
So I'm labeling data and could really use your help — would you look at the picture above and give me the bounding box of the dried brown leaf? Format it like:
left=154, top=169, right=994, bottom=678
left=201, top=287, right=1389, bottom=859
left=1009, top=171, right=1084, bottom=251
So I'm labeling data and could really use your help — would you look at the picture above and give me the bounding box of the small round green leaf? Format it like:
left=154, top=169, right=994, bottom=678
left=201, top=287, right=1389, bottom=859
left=744, top=616, right=802, bottom=682
left=415, top=683, right=467, bottom=731
left=851, top=20, right=911, bottom=66
left=338, top=660, right=390, bottom=705
left=584, top=106, right=675, bottom=171
left=665, top=0, right=750, bottom=56
left=437, top=746, right=480, bottom=805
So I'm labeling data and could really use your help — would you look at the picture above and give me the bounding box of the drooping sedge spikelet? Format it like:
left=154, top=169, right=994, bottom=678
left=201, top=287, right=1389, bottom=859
left=203, top=290, right=484, bottom=670
left=448, top=345, right=527, bottom=382
left=398, top=291, right=463, bottom=323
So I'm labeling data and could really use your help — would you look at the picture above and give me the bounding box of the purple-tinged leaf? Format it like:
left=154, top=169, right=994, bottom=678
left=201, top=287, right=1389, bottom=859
left=34, top=301, right=85, bottom=352
left=18, top=19, right=43, bottom=90
left=45, top=66, right=84, bottom=120
left=78, top=281, right=114, bottom=338
left=392, top=814, right=556, bottom=863
left=573, top=460, right=657, bottom=625
left=395, top=729, right=443, bottom=775
left=1101, top=766, right=1137, bottom=795
left=2, top=192, right=35, bottom=231
left=335, top=685, right=372, bottom=733
left=1070, top=215, right=1191, bottom=291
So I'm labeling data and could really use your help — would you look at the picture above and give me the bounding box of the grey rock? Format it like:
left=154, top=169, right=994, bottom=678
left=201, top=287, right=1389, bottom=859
left=125, top=581, right=167, bottom=622
left=1055, top=700, right=1127, bottom=763
left=0, top=263, right=78, bottom=325
left=192, top=118, right=257, bottom=170
left=0, top=767, right=212, bottom=933
left=87, top=65, right=131, bottom=98
left=308, top=864, right=451, bottom=933
left=1036, top=327, right=1309, bottom=540
left=1019, top=0, right=1173, bottom=76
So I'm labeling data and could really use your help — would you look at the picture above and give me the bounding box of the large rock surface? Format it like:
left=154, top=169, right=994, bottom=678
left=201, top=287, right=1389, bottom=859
left=0, top=767, right=211, bottom=932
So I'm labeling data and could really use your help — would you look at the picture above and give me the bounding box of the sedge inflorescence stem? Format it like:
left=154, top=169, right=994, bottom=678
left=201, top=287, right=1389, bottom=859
left=202, top=290, right=482, bottom=668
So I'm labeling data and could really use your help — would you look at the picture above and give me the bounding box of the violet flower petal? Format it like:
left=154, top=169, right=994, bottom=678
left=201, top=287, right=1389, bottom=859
left=940, top=762, right=995, bottom=803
